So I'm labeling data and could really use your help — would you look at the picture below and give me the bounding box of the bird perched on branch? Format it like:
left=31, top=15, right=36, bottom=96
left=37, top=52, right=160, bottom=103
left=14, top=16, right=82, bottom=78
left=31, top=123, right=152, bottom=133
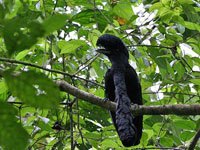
left=96, top=34, right=143, bottom=147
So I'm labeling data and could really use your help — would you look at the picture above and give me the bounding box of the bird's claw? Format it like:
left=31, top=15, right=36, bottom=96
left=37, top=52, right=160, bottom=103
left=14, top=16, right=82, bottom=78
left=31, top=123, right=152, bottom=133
left=103, top=97, right=109, bottom=102
left=131, top=104, right=139, bottom=110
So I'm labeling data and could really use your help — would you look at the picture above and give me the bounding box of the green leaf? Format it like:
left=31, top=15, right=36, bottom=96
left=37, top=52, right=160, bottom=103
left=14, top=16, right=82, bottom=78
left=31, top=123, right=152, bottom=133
left=140, top=132, right=148, bottom=146
left=15, top=50, right=30, bottom=60
left=71, top=9, right=111, bottom=31
left=43, top=14, right=68, bottom=35
left=0, top=102, right=29, bottom=150
left=100, top=139, right=119, bottom=148
left=178, top=0, right=193, bottom=4
left=183, top=21, right=200, bottom=32
left=152, top=123, right=166, bottom=136
left=76, top=143, right=92, bottom=150
left=173, top=61, right=185, bottom=80
left=144, top=129, right=154, bottom=141
left=38, top=120, right=52, bottom=132
left=149, top=2, right=163, bottom=11
left=0, top=80, right=8, bottom=95
left=113, top=2, right=134, bottom=20
left=180, top=131, right=195, bottom=141
left=172, top=16, right=185, bottom=24
left=160, top=137, right=174, bottom=147
left=182, top=4, right=200, bottom=23
left=0, top=4, right=5, bottom=21
left=177, top=24, right=185, bottom=34
left=174, top=120, right=196, bottom=130
left=84, top=132, right=101, bottom=140
left=67, top=0, right=94, bottom=7
left=190, top=79, right=200, bottom=85
left=3, top=18, right=45, bottom=55
left=72, top=9, right=96, bottom=25
left=4, top=70, right=60, bottom=109
left=88, top=30, right=101, bottom=47
left=58, top=40, right=87, bottom=54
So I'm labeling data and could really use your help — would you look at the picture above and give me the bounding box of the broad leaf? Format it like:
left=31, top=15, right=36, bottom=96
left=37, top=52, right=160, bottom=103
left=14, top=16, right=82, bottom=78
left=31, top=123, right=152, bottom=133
left=174, top=120, right=196, bottom=130
left=58, top=40, right=87, bottom=54
left=15, top=50, right=30, bottom=60
left=0, top=80, right=8, bottom=95
left=3, top=18, right=44, bottom=55
left=43, top=14, right=68, bottom=35
left=113, top=2, right=134, bottom=20
left=0, top=102, right=29, bottom=150
left=160, top=137, right=174, bottom=147
left=190, top=79, right=200, bottom=86
left=4, top=70, right=60, bottom=109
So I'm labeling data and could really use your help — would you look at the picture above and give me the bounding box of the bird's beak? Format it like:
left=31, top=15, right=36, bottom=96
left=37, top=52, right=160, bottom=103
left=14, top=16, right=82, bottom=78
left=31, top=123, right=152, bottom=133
left=96, top=48, right=110, bottom=54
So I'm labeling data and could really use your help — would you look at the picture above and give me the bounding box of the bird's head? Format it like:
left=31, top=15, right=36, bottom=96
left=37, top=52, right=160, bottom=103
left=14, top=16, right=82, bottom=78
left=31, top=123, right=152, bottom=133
left=96, top=34, right=129, bottom=59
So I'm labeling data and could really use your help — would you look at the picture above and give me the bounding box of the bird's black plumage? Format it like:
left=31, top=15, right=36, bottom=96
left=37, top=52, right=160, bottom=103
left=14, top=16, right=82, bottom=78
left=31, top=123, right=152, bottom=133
left=96, top=34, right=143, bottom=147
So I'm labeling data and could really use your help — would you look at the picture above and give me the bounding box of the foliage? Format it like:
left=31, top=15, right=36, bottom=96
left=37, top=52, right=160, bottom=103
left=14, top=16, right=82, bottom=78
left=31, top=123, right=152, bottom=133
left=0, top=0, right=199, bottom=149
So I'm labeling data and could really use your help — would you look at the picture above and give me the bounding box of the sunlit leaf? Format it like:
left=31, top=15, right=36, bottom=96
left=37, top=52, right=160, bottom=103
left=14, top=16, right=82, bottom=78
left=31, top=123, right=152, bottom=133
left=160, top=137, right=174, bottom=147
left=84, top=132, right=101, bottom=140
left=149, top=2, right=163, bottom=12
left=180, top=131, right=195, bottom=141
left=43, top=14, right=68, bottom=35
left=100, top=139, right=119, bottom=148
left=58, top=40, right=87, bottom=54
left=15, top=50, right=30, bottom=60
left=190, top=79, right=200, bottom=85
left=113, top=2, right=134, bottom=20
left=0, top=80, right=8, bottom=95
left=178, top=0, right=193, bottom=4
left=174, top=120, right=196, bottom=130
left=183, top=21, right=200, bottom=32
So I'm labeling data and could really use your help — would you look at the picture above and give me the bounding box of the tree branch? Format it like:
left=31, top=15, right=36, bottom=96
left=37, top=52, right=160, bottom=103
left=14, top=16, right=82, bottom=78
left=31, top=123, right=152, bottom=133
left=1, top=67, right=199, bottom=115
left=56, top=80, right=200, bottom=115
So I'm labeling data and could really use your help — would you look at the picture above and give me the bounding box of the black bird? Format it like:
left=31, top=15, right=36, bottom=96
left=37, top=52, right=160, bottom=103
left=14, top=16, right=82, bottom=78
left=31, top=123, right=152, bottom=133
left=96, top=34, right=143, bottom=147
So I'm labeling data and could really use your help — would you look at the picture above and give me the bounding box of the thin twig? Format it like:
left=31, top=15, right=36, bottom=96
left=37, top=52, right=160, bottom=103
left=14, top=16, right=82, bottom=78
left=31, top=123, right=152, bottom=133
left=0, top=57, right=103, bottom=87
left=155, top=117, right=167, bottom=146
left=73, top=53, right=100, bottom=75
left=141, top=147, right=182, bottom=149
left=69, top=105, right=74, bottom=150
left=127, top=44, right=172, bottom=49
left=188, top=128, right=200, bottom=150
left=52, top=0, right=58, bottom=15
left=70, top=77, right=85, bottom=145
left=144, top=91, right=198, bottom=97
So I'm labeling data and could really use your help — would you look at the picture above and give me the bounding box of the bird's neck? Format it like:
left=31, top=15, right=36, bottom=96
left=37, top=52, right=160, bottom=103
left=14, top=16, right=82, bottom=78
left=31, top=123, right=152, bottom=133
left=111, top=61, right=128, bottom=71
left=109, top=56, right=129, bottom=71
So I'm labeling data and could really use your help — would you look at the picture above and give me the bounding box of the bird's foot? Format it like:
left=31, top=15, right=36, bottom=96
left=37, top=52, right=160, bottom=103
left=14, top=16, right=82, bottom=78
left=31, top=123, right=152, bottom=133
left=131, top=104, right=139, bottom=110
left=103, top=97, right=109, bottom=102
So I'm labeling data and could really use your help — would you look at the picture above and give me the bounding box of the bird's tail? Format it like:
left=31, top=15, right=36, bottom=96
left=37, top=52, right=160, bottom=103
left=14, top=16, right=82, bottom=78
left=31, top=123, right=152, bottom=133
left=113, top=72, right=141, bottom=147
left=115, top=95, right=138, bottom=147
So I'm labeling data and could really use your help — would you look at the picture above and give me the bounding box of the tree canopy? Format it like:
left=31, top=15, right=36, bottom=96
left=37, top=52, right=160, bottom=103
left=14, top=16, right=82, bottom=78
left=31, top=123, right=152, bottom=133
left=0, top=0, right=199, bottom=149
